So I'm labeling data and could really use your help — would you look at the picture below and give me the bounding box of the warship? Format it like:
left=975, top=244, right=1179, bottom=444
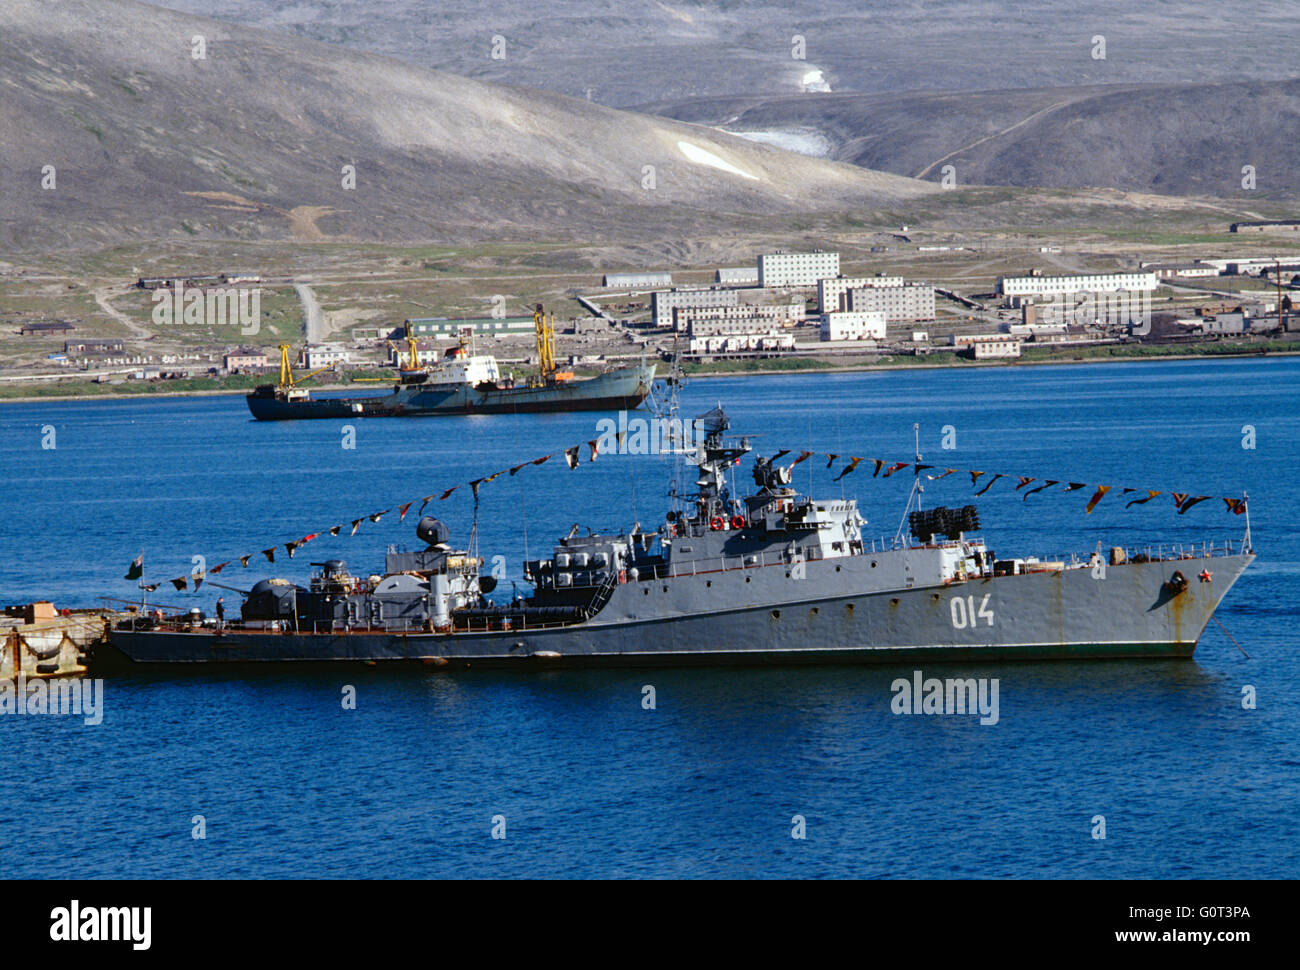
left=246, top=306, right=654, bottom=420
left=106, top=407, right=1254, bottom=668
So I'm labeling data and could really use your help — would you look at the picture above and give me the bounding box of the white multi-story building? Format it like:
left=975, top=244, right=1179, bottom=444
left=846, top=283, right=936, bottom=322
left=819, top=311, right=886, bottom=341
left=996, top=272, right=1158, bottom=302
left=651, top=288, right=740, bottom=329
left=677, top=304, right=804, bottom=333
left=757, top=250, right=840, bottom=288
left=818, top=275, right=905, bottom=312
left=301, top=345, right=351, bottom=369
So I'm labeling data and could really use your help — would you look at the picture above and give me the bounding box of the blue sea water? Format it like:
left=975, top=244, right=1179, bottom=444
left=0, top=357, right=1296, bottom=878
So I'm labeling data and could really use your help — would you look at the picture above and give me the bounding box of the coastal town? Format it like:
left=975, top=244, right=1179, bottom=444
left=3, top=219, right=1300, bottom=396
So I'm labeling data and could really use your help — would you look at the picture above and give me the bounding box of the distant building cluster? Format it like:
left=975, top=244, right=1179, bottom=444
left=651, top=288, right=740, bottom=329
left=136, top=272, right=261, bottom=290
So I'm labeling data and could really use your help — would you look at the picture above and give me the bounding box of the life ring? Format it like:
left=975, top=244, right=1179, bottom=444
left=710, top=516, right=726, bottom=531
left=731, top=515, right=746, bottom=530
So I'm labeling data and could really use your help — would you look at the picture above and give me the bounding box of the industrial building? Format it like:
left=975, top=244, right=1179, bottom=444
left=404, top=316, right=536, bottom=338
left=18, top=321, right=74, bottom=336
left=715, top=267, right=759, bottom=285
left=757, top=250, right=840, bottom=288
left=846, top=283, right=936, bottom=322
left=996, top=272, right=1158, bottom=302
left=651, top=288, right=740, bottom=328
left=951, top=335, right=1022, bottom=359
left=818, top=275, right=905, bottom=312
left=1142, top=262, right=1220, bottom=279
left=601, top=271, right=673, bottom=289
left=1230, top=220, right=1300, bottom=233
left=819, top=311, right=886, bottom=342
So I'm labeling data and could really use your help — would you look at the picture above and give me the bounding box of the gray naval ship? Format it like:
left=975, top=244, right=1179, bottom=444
left=108, top=408, right=1253, bottom=668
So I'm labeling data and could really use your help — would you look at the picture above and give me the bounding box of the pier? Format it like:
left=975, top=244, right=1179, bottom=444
left=1, top=604, right=119, bottom=680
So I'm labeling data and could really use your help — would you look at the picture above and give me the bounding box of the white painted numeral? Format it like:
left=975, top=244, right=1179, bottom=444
left=951, top=594, right=994, bottom=629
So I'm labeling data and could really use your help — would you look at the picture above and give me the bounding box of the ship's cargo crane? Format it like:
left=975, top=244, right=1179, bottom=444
left=276, top=343, right=334, bottom=388
left=385, top=334, right=422, bottom=373
left=533, top=303, right=556, bottom=380
left=531, top=304, right=573, bottom=385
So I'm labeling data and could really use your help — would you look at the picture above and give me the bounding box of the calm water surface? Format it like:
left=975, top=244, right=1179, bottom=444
left=0, top=358, right=1296, bottom=877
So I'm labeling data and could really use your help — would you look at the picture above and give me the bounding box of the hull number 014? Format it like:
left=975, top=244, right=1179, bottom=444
left=950, top=594, right=994, bottom=629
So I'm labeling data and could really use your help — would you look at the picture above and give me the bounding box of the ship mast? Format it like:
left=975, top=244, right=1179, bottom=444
left=893, top=422, right=923, bottom=547
left=651, top=345, right=692, bottom=520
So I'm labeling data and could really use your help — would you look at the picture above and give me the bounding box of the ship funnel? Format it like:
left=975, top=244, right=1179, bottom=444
left=416, top=516, right=450, bottom=547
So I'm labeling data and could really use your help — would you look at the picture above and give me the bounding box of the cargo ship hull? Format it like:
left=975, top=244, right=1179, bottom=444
left=105, top=552, right=1252, bottom=669
left=246, top=364, right=654, bottom=420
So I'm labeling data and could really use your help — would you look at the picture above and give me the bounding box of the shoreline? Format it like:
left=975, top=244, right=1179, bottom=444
left=1, top=346, right=1296, bottom=404
left=685, top=347, right=1300, bottom=379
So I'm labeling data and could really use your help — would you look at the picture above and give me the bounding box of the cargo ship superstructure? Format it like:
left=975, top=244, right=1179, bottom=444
left=107, top=407, right=1253, bottom=668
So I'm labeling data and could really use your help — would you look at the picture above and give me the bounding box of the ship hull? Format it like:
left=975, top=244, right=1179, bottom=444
left=105, top=553, right=1252, bottom=669
left=246, top=364, right=655, bottom=420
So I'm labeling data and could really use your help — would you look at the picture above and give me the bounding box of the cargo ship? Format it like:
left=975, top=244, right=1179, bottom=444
left=246, top=306, right=654, bottom=419
left=107, top=407, right=1254, bottom=668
